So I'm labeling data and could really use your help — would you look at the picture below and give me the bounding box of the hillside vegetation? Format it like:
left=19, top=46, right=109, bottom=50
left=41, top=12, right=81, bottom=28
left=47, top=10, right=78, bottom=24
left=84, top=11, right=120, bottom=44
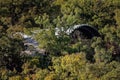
left=0, top=0, right=120, bottom=79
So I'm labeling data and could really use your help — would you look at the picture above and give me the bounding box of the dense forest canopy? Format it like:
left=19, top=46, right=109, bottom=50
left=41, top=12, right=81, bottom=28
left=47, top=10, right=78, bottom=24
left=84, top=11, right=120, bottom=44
left=0, top=0, right=120, bottom=79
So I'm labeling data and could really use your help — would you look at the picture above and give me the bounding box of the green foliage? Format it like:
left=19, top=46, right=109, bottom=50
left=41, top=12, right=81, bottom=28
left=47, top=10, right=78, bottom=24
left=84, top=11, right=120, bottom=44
left=114, top=9, right=120, bottom=26
left=9, top=76, right=23, bottom=80
left=35, top=69, right=50, bottom=80
left=0, top=0, right=120, bottom=79
left=86, top=61, right=120, bottom=80
left=0, top=35, right=24, bottom=72
left=44, top=53, right=87, bottom=80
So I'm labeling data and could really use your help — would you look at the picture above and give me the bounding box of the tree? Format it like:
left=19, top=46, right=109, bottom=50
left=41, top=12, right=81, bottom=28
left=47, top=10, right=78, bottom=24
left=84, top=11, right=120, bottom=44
left=0, top=35, right=25, bottom=72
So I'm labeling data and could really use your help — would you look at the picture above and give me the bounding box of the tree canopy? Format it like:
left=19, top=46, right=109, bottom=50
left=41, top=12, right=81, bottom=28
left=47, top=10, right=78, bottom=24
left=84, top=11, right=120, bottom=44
left=0, top=0, right=120, bottom=79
